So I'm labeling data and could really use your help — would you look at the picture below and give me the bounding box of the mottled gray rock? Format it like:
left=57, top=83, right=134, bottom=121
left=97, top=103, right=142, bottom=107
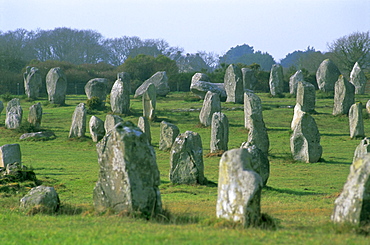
left=20, top=186, right=60, bottom=213
left=89, top=116, right=105, bottom=142
left=199, top=91, right=221, bottom=127
left=190, top=73, right=226, bottom=101
left=242, top=68, right=257, bottom=91
left=350, top=62, right=367, bottom=95
left=5, top=98, right=22, bottom=129
left=269, top=64, right=284, bottom=96
left=138, top=116, right=151, bottom=144
left=93, top=122, right=162, bottom=215
left=110, top=73, right=131, bottom=114
left=224, top=64, right=243, bottom=103
left=169, top=131, right=206, bottom=185
left=316, top=59, right=341, bottom=92
left=23, top=66, right=42, bottom=99
left=20, top=131, right=56, bottom=141
left=159, top=121, right=180, bottom=151
left=210, top=112, right=229, bottom=153
left=68, top=103, right=86, bottom=138
left=28, top=102, right=42, bottom=130
left=0, top=144, right=21, bottom=168
left=349, top=102, right=365, bottom=139
left=46, top=67, right=67, bottom=105
left=291, top=103, right=305, bottom=130
left=353, top=137, right=370, bottom=163
left=134, top=71, right=170, bottom=98
left=333, top=75, right=355, bottom=116
left=244, top=92, right=263, bottom=130
left=366, top=100, right=370, bottom=114
left=104, top=114, right=124, bottom=133
left=296, top=81, right=316, bottom=113
left=142, top=83, right=156, bottom=121
left=85, top=78, right=108, bottom=107
left=216, top=148, right=263, bottom=227
left=289, top=70, right=304, bottom=95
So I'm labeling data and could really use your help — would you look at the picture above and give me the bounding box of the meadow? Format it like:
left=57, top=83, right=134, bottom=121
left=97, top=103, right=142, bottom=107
left=0, top=91, right=369, bottom=244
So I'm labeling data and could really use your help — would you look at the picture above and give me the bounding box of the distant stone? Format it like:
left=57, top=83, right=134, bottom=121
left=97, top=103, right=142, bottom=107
left=349, top=102, right=365, bottom=139
left=138, top=116, right=151, bottom=144
left=316, top=59, right=341, bottom=92
left=142, top=83, right=156, bottom=121
left=110, top=72, right=131, bottom=114
left=19, top=131, right=56, bottom=141
left=224, top=64, right=243, bottom=103
left=28, top=102, right=42, bottom=130
left=269, top=64, right=284, bottom=96
left=291, top=103, right=305, bottom=130
left=46, top=67, right=67, bottom=105
left=5, top=98, right=23, bottom=129
left=289, top=70, right=304, bottom=95
left=23, top=66, right=42, bottom=99
left=352, top=137, right=370, bottom=163
left=85, top=78, right=108, bottom=107
left=134, top=71, right=170, bottom=98
left=0, top=144, right=21, bottom=168
left=159, top=121, right=180, bottom=151
left=350, top=62, right=367, bottom=95
left=199, top=91, right=221, bottom=127
left=242, top=67, right=257, bottom=91
left=296, top=81, right=316, bottom=113
left=104, top=114, right=124, bottom=133
left=190, top=73, right=226, bottom=101
left=89, top=116, right=105, bottom=142
left=68, top=103, right=86, bottom=138
left=20, top=186, right=60, bottom=213
left=244, top=91, right=263, bottom=131
left=210, top=112, right=229, bottom=153
left=333, top=75, right=355, bottom=116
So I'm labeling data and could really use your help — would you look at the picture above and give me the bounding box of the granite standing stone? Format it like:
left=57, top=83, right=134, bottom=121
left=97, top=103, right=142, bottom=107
left=138, top=116, right=151, bottom=144
left=134, top=71, right=170, bottom=98
left=349, top=102, right=365, bottom=139
left=46, top=67, right=67, bottom=105
left=352, top=137, right=370, bottom=163
left=110, top=72, right=131, bottom=114
left=289, top=70, right=304, bottom=95
left=5, top=98, right=23, bottom=129
left=296, top=81, right=316, bottom=113
left=199, top=91, right=221, bottom=127
left=85, top=78, right=108, bottom=107
left=104, top=114, right=124, bottom=133
left=190, top=73, right=227, bottom=101
left=333, top=75, right=355, bottom=116
left=350, top=62, right=367, bottom=95
left=0, top=143, right=21, bottom=168
left=224, top=64, right=243, bottom=103
left=142, top=83, right=156, bottom=121
left=23, top=66, right=42, bottom=99
left=244, top=91, right=263, bottom=130
left=269, top=64, right=284, bottom=96
left=316, top=59, right=341, bottom=92
left=291, top=103, right=305, bottom=130
left=242, top=67, right=257, bottom=91
left=28, top=102, right=42, bottom=130
left=89, top=116, right=105, bottom=142
left=68, top=103, right=86, bottom=138
left=159, top=121, right=180, bottom=151
left=210, top=112, right=229, bottom=153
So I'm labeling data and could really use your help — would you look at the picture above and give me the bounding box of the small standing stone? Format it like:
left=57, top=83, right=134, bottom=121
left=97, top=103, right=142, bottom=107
left=296, top=81, right=316, bottom=113
left=20, top=186, right=60, bottom=213
left=210, top=112, right=229, bottom=153
left=244, top=91, right=263, bottom=130
left=350, top=62, right=367, bottom=95
left=159, top=121, right=180, bottom=151
left=0, top=144, right=21, bottom=168
left=289, top=70, right=304, bottom=95
left=68, top=103, right=87, bottom=138
left=316, top=59, right=341, bottom=92
left=241, top=67, right=257, bottom=91
left=143, top=83, right=156, bottom=121
left=89, top=116, right=105, bottom=142
left=5, top=98, right=23, bottom=129
left=138, top=116, right=151, bottom=144
left=46, top=67, right=67, bottom=105
left=23, top=66, right=42, bottom=99
left=110, top=72, right=131, bottom=114
left=349, top=102, right=365, bottom=139
left=333, top=75, right=355, bottom=116
left=28, top=102, right=42, bottom=130
left=224, top=64, right=243, bottom=103
left=104, top=114, right=124, bottom=133
left=85, top=78, right=108, bottom=107
left=269, top=64, right=284, bottom=96
left=199, top=91, right=221, bottom=127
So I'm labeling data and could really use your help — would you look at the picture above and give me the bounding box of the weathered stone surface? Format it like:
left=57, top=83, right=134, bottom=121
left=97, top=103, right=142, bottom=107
left=23, top=66, right=42, bottom=99
left=46, top=67, right=67, bottom=105
left=353, top=137, right=370, bottom=163
left=85, top=78, right=108, bottom=107
left=210, top=112, right=229, bottom=153
left=224, top=64, right=243, bottom=103
left=316, top=59, right=341, bottom=92
left=142, top=83, right=156, bottom=121
left=0, top=144, right=21, bottom=168
left=28, top=102, right=42, bottom=130
left=244, top=91, right=263, bottom=130
left=349, top=102, right=365, bottom=139
left=242, top=67, right=257, bottom=91
left=68, top=103, right=86, bottom=138
left=110, top=73, right=131, bottom=114
left=296, top=81, right=316, bottom=113
left=134, top=71, right=170, bottom=98
left=5, top=98, right=23, bottom=129
left=159, top=121, right=180, bottom=151
left=138, top=116, right=151, bottom=144
left=104, top=114, right=124, bottom=133
left=290, top=113, right=322, bottom=163
left=216, top=148, right=263, bottom=227
left=20, top=186, right=60, bottom=213
left=333, top=75, right=355, bottom=116
left=89, top=116, right=105, bottom=142
left=366, top=100, right=370, bottom=114
left=199, top=91, right=221, bottom=127
left=350, top=62, right=367, bottom=95
left=289, top=70, right=304, bottom=95
left=93, top=122, right=162, bottom=215
left=269, top=64, right=284, bottom=96
left=331, top=154, right=370, bottom=225
left=291, top=103, right=305, bottom=130
left=20, top=131, right=56, bottom=141
left=169, top=131, right=206, bottom=185
left=190, top=73, right=226, bottom=101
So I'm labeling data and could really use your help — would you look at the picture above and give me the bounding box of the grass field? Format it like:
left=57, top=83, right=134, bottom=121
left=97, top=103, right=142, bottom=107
left=0, top=91, right=369, bottom=244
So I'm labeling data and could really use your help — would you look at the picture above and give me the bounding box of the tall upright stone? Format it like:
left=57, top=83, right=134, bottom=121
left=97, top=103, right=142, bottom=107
left=110, top=72, right=131, bottom=114
left=142, top=83, right=156, bottom=121
left=353, top=137, right=370, bottom=163
left=5, top=98, right=22, bottom=129
left=241, top=67, right=257, bottom=91
left=289, top=70, right=304, bottom=95
left=23, top=66, right=42, bottom=99
left=84, top=78, right=108, bottom=107
left=169, top=131, right=206, bottom=185
left=349, top=102, right=365, bottom=139
left=269, top=64, right=284, bottom=96
left=333, top=75, right=355, bottom=116
left=224, top=64, right=243, bottom=103
left=89, top=116, right=105, bottom=142
left=210, top=112, right=229, bottom=153
left=93, top=122, right=162, bottom=215
left=134, top=71, right=170, bottom=98
left=190, top=73, right=226, bottom=101
left=159, top=121, right=180, bottom=151
left=316, top=59, right=341, bottom=92
left=46, top=67, right=67, bottom=105
left=0, top=144, right=21, bottom=168
left=296, top=81, right=316, bottom=113
left=68, top=103, right=86, bottom=138
left=350, top=62, right=367, bottom=95
left=199, top=91, right=221, bottom=127
left=138, top=116, right=151, bottom=144
left=104, top=114, right=124, bottom=133
left=28, top=102, right=42, bottom=130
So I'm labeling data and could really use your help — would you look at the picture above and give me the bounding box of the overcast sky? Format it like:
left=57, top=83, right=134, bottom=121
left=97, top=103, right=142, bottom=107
left=1, top=0, right=369, bottom=61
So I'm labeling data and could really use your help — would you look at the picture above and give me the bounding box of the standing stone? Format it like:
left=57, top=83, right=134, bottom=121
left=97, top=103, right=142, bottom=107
left=242, top=67, right=257, bottom=91
left=138, top=116, right=151, bottom=144
left=46, top=67, right=67, bottom=105
left=366, top=100, right=370, bottom=114
left=210, top=112, right=229, bottom=153
left=269, top=64, right=284, bottom=96
left=296, top=81, right=316, bottom=113
left=190, top=73, right=227, bottom=101
left=350, top=62, right=367, bottom=95
left=331, top=154, right=370, bottom=225
left=290, top=113, right=322, bottom=163
left=224, top=64, right=243, bottom=103
left=142, top=83, right=156, bottom=121
left=0, top=144, right=21, bottom=168
left=20, top=186, right=60, bottom=213
left=352, top=137, right=370, bottom=163
left=89, top=116, right=105, bottom=142
left=289, top=70, right=304, bottom=95
left=110, top=72, right=131, bottom=114
left=216, top=148, right=263, bottom=227
left=199, top=91, right=221, bottom=127
left=159, top=121, right=180, bottom=151
left=349, top=102, right=365, bottom=139
left=0, top=101, right=3, bottom=115
left=316, top=59, right=341, bottom=92
left=134, top=71, right=170, bottom=98
left=104, top=114, right=124, bottom=133
left=333, top=75, right=355, bottom=116
left=169, top=131, right=206, bottom=185
left=244, top=91, right=263, bottom=130
left=93, top=122, right=162, bottom=215
left=23, top=66, right=42, bottom=99
left=5, top=98, right=23, bottom=129
left=28, top=102, right=42, bottom=130
left=291, top=103, right=305, bottom=130
left=85, top=78, right=108, bottom=107
left=68, top=103, right=86, bottom=138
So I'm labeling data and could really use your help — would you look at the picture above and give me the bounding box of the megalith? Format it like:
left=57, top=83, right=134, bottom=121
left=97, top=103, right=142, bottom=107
left=190, top=73, right=226, bottom=101
left=224, top=64, right=243, bottom=103
left=199, top=91, right=221, bottom=127
left=46, top=67, right=67, bottom=105
left=142, top=83, right=156, bottom=121
left=350, top=62, right=367, bottom=95
left=85, top=78, right=108, bottom=107
left=289, top=70, right=304, bottom=95
left=68, top=103, right=86, bottom=138
left=244, top=91, right=263, bottom=130
left=104, top=114, right=124, bottom=133
left=5, top=98, right=23, bottom=129
left=134, top=71, right=170, bottom=98
left=89, top=116, right=105, bottom=142
left=138, top=116, right=151, bottom=144
left=20, top=186, right=60, bottom=213
left=333, top=75, right=355, bottom=116
left=159, top=121, right=180, bottom=151
left=28, top=102, right=42, bottom=130
left=0, top=143, right=21, bottom=168
left=353, top=137, right=370, bottom=163
left=210, top=112, right=229, bottom=153
left=269, top=64, right=284, bottom=96
left=316, top=59, right=341, bottom=92
left=110, top=72, right=131, bottom=114
left=296, top=81, right=316, bottom=113
left=291, top=103, right=305, bottom=131
left=23, top=66, right=42, bottom=99
left=242, top=67, right=257, bottom=91
left=349, top=102, right=365, bottom=139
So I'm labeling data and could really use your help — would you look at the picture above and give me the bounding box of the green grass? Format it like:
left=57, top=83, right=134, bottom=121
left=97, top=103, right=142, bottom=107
left=0, top=92, right=369, bottom=244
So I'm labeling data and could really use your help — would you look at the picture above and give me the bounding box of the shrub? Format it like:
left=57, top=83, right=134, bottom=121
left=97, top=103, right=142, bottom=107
left=86, top=96, right=103, bottom=111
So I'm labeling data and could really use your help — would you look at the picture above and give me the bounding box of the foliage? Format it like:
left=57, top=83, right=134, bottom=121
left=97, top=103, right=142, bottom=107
left=86, top=96, right=103, bottom=111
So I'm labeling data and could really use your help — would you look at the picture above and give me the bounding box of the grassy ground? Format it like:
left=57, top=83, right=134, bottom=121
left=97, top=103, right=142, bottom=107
left=0, top=91, right=369, bottom=244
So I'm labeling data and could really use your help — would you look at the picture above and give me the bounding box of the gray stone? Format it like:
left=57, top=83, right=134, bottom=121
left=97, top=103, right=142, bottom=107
left=349, top=102, right=365, bottom=139
left=104, top=114, right=124, bottom=133
left=210, top=112, right=229, bottom=153
left=169, top=131, right=206, bottom=185
left=216, top=148, right=263, bottom=227
left=242, top=67, right=257, bottom=91
left=46, top=67, right=67, bottom=105
left=138, top=116, right=151, bottom=144
left=190, top=73, right=226, bottom=101
left=142, top=83, right=156, bottom=121
left=5, top=98, right=22, bottom=129
left=23, top=66, right=42, bottom=99
left=244, top=91, right=263, bottom=131
left=20, top=131, right=56, bottom=141
left=85, top=78, right=108, bottom=107
left=0, top=101, right=3, bottom=115
left=20, top=186, right=60, bottom=213
left=291, top=103, right=305, bottom=130
left=350, top=62, right=367, bottom=95
left=269, top=64, right=284, bottom=96
left=316, top=59, right=341, bottom=92
left=224, top=64, right=243, bottom=103
left=366, top=100, right=370, bottom=114
left=68, top=103, right=87, bottom=138
left=353, top=137, right=370, bottom=163
left=110, top=73, right=131, bottom=114
left=28, top=102, right=42, bottom=130
left=333, top=75, right=355, bottom=116
left=89, top=116, right=105, bottom=142
left=159, top=121, right=180, bottom=151
left=93, top=122, right=162, bottom=215
left=296, top=81, right=316, bottom=113
left=0, top=144, right=21, bottom=168
left=134, top=71, right=170, bottom=98
left=199, top=91, right=221, bottom=127
left=289, top=70, right=304, bottom=95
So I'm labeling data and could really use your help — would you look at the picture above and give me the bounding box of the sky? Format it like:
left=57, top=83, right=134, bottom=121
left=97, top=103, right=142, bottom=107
left=0, top=0, right=369, bottom=62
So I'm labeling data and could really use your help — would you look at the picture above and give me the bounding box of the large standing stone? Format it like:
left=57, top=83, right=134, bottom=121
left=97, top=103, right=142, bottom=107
left=244, top=91, right=263, bottom=130
left=68, top=103, right=86, bottom=138
left=0, top=144, right=21, bottom=168
left=331, top=154, right=370, bottom=225
left=138, top=116, right=151, bottom=144
left=46, top=67, right=67, bottom=105
left=28, top=102, right=42, bottom=130
left=110, top=72, right=131, bottom=114
left=349, top=102, right=365, bottom=139
left=134, top=71, right=170, bottom=98
left=5, top=98, right=23, bottom=129
left=104, top=114, right=124, bottom=133
left=224, top=64, right=243, bottom=103
left=242, top=67, right=257, bottom=91
left=296, top=81, right=316, bottom=113
left=352, top=137, right=370, bottom=163
left=159, top=121, right=180, bottom=151
left=20, top=186, right=60, bottom=213
left=269, top=64, right=284, bottom=96
left=169, top=131, right=206, bottom=185
left=333, top=75, right=355, bottom=116
left=142, top=83, right=156, bottom=121
left=23, top=66, right=42, bottom=99
left=93, top=122, right=162, bottom=215
left=290, top=113, right=322, bottom=163
left=199, top=91, right=221, bottom=127
left=350, top=62, right=367, bottom=95
left=289, top=70, right=304, bottom=95
left=210, top=112, right=229, bottom=153
left=89, top=116, right=105, bottom=142
left=85, top=78, right=108, bottom=107
left=190, top=73, right=226, bottom=101
left=316, top=59, right=341, bottom=92
left=216, top=148, right=263, bottom=227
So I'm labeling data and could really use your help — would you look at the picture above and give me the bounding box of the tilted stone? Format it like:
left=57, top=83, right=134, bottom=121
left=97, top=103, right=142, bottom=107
left=242, top=67, right=257, bottom=91
left=5, top=98, right=23, bottom=129
left=104, top=114, right=124, bottom=133
left=20, top=131, right=56, bottom=141
left=190, top=73, right=226, bottom=101
left=110, top=72, right=131, bottom=114
left=89, top=116, right=105, bottom=142
left=349, top=102, right=365, bottom=139
left=269, top=64, right=284, bottom=96
left=224, top=64, right=243, bottom=103
left=210, top=112, right=229, bottom=153
left=85, top=78, right=108, bottom=107
left=142, top=83, right=156, bottom=121
left=28, top=102, right=42, bottom=130
left=0, top=143, right=21, bottom=168
left=23, top=66, right=42, bottom=99
left=68, top=103, right=86, bottom=138
left=353, top=137, right=370, bottom=163
left=159, top=121, right=180, bottom=151
left=350, top=62, right=367, bottom=95
left=316, top=59, right=341, bottom=92
left=134, top=71, right=170, bottom=98
left=289, top=70, right=304, bottom=95
left=244, top=91, right=263, bottom=130
left=296, top=81, right=316, bottom=113
left=138, top=116, right=151, bottom=144
left=20, top=186, right=60, bottom=213
left=46, top=67, right=67, bottom=105
left=199, top=91, right=221, bottom=127
left=333, top=75, right=355, bottom=116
